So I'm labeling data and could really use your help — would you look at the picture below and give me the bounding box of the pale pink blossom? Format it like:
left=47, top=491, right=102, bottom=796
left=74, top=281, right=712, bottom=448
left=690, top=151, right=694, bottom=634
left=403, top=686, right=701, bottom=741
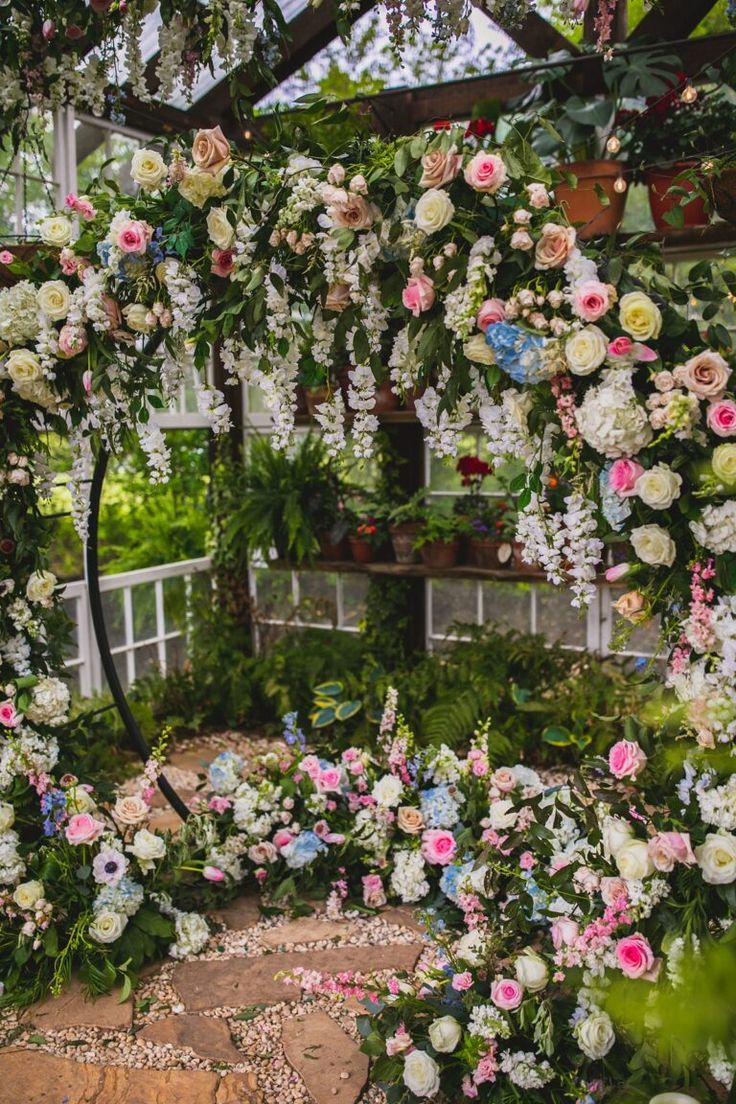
left=490, top=977, right=523, bottom=1010
left=421, top=828, right=457, bottom=865
left=572, top=279, right=611, bottom=322
left=476, top=298, right=506, bottom=332
left=464, top=151, right=507, bottom=194
left=65, top=812, right=105, bottom=845
left=608, top=739, right=648, bottom=780
left=608, top=458, right=644, bottom=497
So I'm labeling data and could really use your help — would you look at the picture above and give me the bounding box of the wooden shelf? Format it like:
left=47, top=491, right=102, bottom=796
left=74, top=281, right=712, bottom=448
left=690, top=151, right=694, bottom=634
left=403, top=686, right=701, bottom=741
left=260, top=558, right=549, bottom=583
left=620, top=220, right=736, bottom=258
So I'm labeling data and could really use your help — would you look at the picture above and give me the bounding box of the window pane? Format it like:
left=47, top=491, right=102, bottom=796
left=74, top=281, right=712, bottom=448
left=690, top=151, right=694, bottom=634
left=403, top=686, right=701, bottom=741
left=537, top=585, right=587, bottom=647
left=481, top=581, right=531, bottom=634
left=430, top=579, right=478, bottom=638
left=132, top=583, right=157, bottom=642
left=101, top=589, right=126, bottom=649
left=341, top=575, right=369, bottom=628
left=297, top=571, right=337, bottom=627
left=252, top=568, right=293, bottom=621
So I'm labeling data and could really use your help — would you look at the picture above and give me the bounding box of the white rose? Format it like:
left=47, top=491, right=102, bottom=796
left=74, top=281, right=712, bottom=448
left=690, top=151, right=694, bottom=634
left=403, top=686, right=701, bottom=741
left=122, top=303, right=155, bottom=333
left=37, top=280, right=70, bottom=321
left=12, top=880, right=44, bottom=910
left=403, top=1049, right=441, bottom=1097
left=602, top=816, right=634, bottom=859
left=206, top=206, right=235, bottom=250
left=575, top=1009, right=616, bottom=1059
left=650, top=1095, right=701, bottom=1104
left=565, top=325, right=607, bottom=376
left=454, top=929, right=486, bottom=967
left=619, top=291, right=662, bottom=341
left=0, top=802, right=15, bottom=832
left=615, top=838, right=655, bottom=880
left=131, top=148, right=168, bottom=190
left=634, top=465, right=682, bottom=510
left=127, top=828, right=166, bottom=871
left=178, top=167, right=226, bottom=208
left=7, top=348, right=43, bottom=388
left=372, top=774, right=404, bottom=808
left=695, top=832, right=736, bottom=884
left=26, top=569, right=57, bottom=604
left=428, top=1015, right=462, bottom=1053
left=113, top=794, right=150, bottom=825
left=89, top=909, right=128, bottom=944
left=631, top=524, right=676, bottom=567
left=489, top=799, right=517, bottom=831
left=39, top=215, right=72, bottom=248
left=66, top=785, right=97, bottom=815
left=414, top=188, right=455, bottom=235
left=464, top=332, right=494, bottom=365
left=514, top=948, right=548, bottom=991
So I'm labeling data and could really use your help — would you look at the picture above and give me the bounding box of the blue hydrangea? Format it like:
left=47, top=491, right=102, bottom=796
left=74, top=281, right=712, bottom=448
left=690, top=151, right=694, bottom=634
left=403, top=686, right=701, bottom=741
left=281, top=831, right=327, bottom=870
left=208, top=751, right=244, bottom=795
left=439, top=859, right=474, bottom=904
left=420, top=784, right=461, bottom=829
left=522, top=873, right=548, bottom=921
left=40, top=788, right=67, bottom=836
left=94, top=877, right=144, bottom=917
left=485, top=322, right=552, bottom=385
left=282, top=711, right=306, bottom=750
left=599, top=465, right=631, bottom=531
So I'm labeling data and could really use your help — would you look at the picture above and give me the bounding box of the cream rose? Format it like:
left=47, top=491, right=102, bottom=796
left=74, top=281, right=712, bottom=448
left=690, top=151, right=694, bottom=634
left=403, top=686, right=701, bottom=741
left=397, top=806, right=424, bottom=834
left=634, top=464, right=682, bottom=509
left=112, top=794, right=150, bottom=826
left=26, top=569, right=57, bottom=604
left=12, top=880, right=44, bottom=910
left=37, top=280, right=70, bottom=321
left=122, top=303, right=155, bottom=333
left=206, top=206, right=235, bottom=250
left=464, top=332, right=494, bottom=365
left=131, top=148, right=168, bottom=190
left=619, top=291, right=662, bottom=341
left=419, top=149, right=462, bottom=189
left=428, top=1015, right=462, bottom=1053
left=565, top=325, right=607, bottom=376
left=602, top=816, right=634, bottom=858
left=631, top=524, right=676, bottom=567
left=615, top=838, right=655, bottom=881
left=534, top=222, right=576, bottom=270
left=39, top=215, right=72, bottom=248
left=127, top=828, right=166, bottom=871
left=575, top=1009, right=615, bottom=1060
left=178, top=168, right=227, bottom=209
left=89, top=909, right=128, bottom=944
left=0, top=802, right=14, bottom=832
left=514, top=948, right=548, bottom=991
left=695, top=832, right=736, bottom=884
left=7, top=348, right=43, bottom=389
left=403, top=1049, right=441, bottom=1097
left=414, top=188, right=455, bottom=235
left=712, top=443, right=736, bottom=486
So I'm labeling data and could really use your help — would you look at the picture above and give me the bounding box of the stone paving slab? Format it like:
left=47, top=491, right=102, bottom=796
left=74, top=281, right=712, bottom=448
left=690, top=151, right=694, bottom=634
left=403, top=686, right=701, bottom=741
left=281, top=1010, right=369, bottom=1104
left=172, top=943, right=423, bottom=1011
left=259, top=918, right=358, bottom=949
left=138, top=1013, right=243, bottom=1063
left=24, top=976, right=133, bottom=1031
left=0, top=1050, right=261, bottom=1103
left=210, top=893, right=262, bottom=930
left=378, top=905, right=426, bottom=934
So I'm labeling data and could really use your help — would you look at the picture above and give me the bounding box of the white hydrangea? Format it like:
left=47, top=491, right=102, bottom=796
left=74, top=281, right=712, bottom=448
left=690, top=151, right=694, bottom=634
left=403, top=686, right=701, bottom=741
left=389, top=849, right=430, bottom=903
left=0, top=281, right=41, bottom=348
left=691, top=500, right=736, bottom=556
left=25, top=677, right=70, bottom=727
left=698, top=774, right=736, bottom=832
left=0, top=829, right=25, bottom=884
left=427, top=744, right=462, bottom=784
left=575, top=371, right=653, bottom=458
left=169, top=910, right=210, bottom=959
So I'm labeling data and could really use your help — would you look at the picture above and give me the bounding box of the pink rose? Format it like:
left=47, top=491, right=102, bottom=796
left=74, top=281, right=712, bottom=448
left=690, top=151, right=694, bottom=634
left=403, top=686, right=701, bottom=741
left=65, top=812, right=105, bottom=845
left=208, top=795, right=231, bottom=814
left=464, top=151, right=507, bottom=194
left=476, top=298, right=506, bottom=332
left=386, top=1025, right=413, bottom=1056
left=0, top=250, right=13, bottom=264
left=526, top=183, right=550, bottom=209
left=473, top=1048, right=499, bottom=1085
left=421, top=828, right=457, bottom=865
left=490, top=977, right=523, bottom=1010
left=316, top=767, right=343, bottom=793
left=490, top=767, right=516, bottom=793
left=192, top=125, right=231, bottom=175
left=608, top=739, right=647, bottom=780
left=572, top=279, right=611, bottom=322
left=452, top=971, right=473, bottom=991
left=419, top=149, right=462, bottom=189
left=57, top=325, right=87, bottom=359
left=273, top=829, right=295, bottom=850
left=362, top=873, right=387, bottom=908
left=707, top=399, right=736, bottom=437
left=203, top=865, right=225, bottom=881
left=402, top=273, right=435, bottom=317
left=510, top=229, right=533, bottom=251
left=0, top=700, right=21, bottom=728
left=615, top=933, right=655, bottom=979
left=648, top=831, right=695, bottom=872
left=211, top=248, right=234, bottom=278
left=600, top=876, right=629, bottom=906
left=116, top=220, right=151, bottom=254
left=534, top=223, right=576, bottom=269
left=551, top=917, right=579, bottom=949
left=674, top=350, right=731, bottom=400
left=608, top=458, right=644, bottom=496
left=519, top=851, right=535, bottom=870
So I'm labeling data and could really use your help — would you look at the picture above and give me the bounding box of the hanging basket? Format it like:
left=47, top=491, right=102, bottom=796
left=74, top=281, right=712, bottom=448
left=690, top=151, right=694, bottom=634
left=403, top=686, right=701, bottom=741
left=711, top=167, right=736, bottom=227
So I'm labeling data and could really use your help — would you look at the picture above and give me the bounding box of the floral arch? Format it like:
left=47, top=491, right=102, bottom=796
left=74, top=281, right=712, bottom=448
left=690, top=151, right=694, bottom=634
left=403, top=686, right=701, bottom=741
left=1, top=117, right=736, bottom=1096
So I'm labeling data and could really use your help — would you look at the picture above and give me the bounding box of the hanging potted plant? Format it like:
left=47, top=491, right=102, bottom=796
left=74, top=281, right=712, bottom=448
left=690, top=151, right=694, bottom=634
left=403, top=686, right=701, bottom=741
left=387, top=491, right=427, bottom=565
left=414, top=509, right=465, bottom=570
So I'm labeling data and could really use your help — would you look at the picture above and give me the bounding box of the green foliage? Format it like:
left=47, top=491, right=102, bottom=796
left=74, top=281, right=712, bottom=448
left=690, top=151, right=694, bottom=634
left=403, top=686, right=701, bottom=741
left=309, top=680, right=362, bottom=730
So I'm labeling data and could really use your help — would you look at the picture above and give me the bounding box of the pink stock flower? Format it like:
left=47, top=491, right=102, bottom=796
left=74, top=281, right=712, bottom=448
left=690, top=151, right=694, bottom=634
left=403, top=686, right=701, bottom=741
left=421, top=828, right=457, bottom=865
left=462, top=1076, right=479, bottom=1099
left=608, top=739, right=648, bottom=780
left=402, top=273, right=435, bottom=317
left=572, top=279, right=611, bottom=322
left=473, top=1046, right=499, bottom=1085
left=615, top=932, right=656, bottom=979
left=362, top=873, right=386, bottom=908
left=490, top=977, right=523, bottom=1010
left=203, top=865, right=225, bottom=882
left=608, top=458, right=644, bottom=497
left=65, top=812, right=105, bottom=845
left=211, top=248, right=235, bottom=278
left=452, top=971, right=473, bottom=991
left=116, top=219, right=151, bottom=254
left=551, top=917, right=579, bottom=949
left=464, top=151, right=507, bottom=194
left=208, top=795, right=231, bottom=814
left=0, top=250, right=14, bottom=264
left=0, top=700, right=21, bottom=728
left=476, top=298, right=506, bottom=332
left=57, top=325, right=87, bottom=359
left=707, top=399, right=736, bottom=437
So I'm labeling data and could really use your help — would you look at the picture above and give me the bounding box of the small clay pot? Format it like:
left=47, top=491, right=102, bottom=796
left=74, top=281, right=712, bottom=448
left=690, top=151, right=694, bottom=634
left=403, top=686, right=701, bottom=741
left=389, top=522, right=422, bottom=564
left=511, top=541, right=543, bottom=575
left=645, top=161, right=709, bottom=231
left=466, top=537, right=512, bottom=570
left=348, top=536, right=376, bottom=564
left=554, top=159, right=627, bottom=239
left=305, top=386, right=330, bottom=417
left=711, top=166, right=736, bottom=226
left=319, top=532, right=349, bottom=562
left=419, top=539, right=461, bottom=570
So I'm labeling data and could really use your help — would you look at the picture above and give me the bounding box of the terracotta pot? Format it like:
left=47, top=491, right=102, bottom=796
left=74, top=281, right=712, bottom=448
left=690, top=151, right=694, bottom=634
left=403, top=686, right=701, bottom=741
left=466, top=537, right=514, bottom=570
left=511, top=541, right=543, bottom=575
left=373, top=381, right=400, bottom=414
left=295, top=385, right=308, bottom=415
left=419, top=539, right=461, bottom=570
left=645, top=161, right=709, bottom=231
left=389, top=521, right=422, bottom=565
left=348, top=536, right=376, bottom=564
left=554, top=159, right=627, bottom=239
left=319, top=531, right=349, bottom=562
left=304, top=386, right=329, bottom=417
left=711, top=167, right=736, bottom=226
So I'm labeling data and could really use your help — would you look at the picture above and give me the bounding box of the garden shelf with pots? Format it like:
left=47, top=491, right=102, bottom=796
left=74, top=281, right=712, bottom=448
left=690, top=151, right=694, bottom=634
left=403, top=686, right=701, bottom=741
left=265, top=557, right=550, bottom=582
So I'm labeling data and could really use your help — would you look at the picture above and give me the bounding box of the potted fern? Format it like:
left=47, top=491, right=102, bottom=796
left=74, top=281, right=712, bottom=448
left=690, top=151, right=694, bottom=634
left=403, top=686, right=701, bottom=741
left=414, top=509, right=465, bottom=570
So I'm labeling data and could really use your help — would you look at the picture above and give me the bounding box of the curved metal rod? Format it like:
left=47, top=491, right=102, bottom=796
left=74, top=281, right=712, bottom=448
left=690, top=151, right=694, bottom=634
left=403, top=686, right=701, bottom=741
left=84, top=447, right=190, bottom=821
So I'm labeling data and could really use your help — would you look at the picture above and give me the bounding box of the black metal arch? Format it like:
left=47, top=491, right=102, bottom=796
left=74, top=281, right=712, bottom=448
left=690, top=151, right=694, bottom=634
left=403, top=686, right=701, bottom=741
left=84, top=447, right=190, bottom=821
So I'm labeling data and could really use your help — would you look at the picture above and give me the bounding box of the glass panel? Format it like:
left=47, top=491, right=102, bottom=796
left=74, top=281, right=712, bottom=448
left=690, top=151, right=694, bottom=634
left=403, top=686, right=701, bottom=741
left=132, top=582, right=157, bottom=642
left=430, top=579, right=478, bottom=638
left=252, top=568, right=293, bottom=621
left=165, top=635, right=187, bottom=672
left=297, top=571, right=337, bottom=627
left=341, top=575, right=369, bottom=628
left=481, top=581, right=532, bottom=634
left=163, top=575, right=187, bottom=633
left=101, top=589, right=126, bottom=649
left=537, top=586, right=587, bottom=647
left=133, top=642, right=161, bottom=680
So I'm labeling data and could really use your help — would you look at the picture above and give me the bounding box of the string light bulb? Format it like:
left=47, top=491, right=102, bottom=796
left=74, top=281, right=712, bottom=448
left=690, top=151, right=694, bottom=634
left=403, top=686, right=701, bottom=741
left=606, top=134, right=621, bottom=154
left=243, top=128, right=253, bottom=140
left=680, top=83, right=698, bottom=104
left=701, top=159, right=714, bottom=172
left=613, top=176, right=628, bottom=194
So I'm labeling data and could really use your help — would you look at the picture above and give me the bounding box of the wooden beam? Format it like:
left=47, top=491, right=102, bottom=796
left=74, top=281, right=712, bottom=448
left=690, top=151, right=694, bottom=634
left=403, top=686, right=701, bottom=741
left=475, top=6, right=579, bottom=58
left=629, top=0, right=720, bottom=43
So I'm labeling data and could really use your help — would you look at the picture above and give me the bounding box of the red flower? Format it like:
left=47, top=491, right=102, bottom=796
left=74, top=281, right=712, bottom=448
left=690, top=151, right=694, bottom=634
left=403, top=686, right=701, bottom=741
left=465, top=118, right=496, bottom=139
left=647, top=71, right=689, bottom=119
left=456, top=455, right=492, bottom=485
left=0, top=538, right=15, bottom=555
left=433, top=120, right=452, bottom=131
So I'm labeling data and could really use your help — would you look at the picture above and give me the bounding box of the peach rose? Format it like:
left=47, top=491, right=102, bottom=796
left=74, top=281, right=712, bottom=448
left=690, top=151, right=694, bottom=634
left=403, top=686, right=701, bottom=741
left=397, top=806, right=424, bottom=834
left=112, top=794, right=150, bottom=826
left=57, top=325, right=87, bottom=358
left=612, top=590, right=649, bottom=624
left=325, top=282, right=351, bottom=312
left=419, top=149, right=462, bottom=189
left=328, top=193, right=376, bottom=231
left=534, top=223, right=576, bottom=270
left=192, top=125, right=231, bottom=175
left=674, top=351, right=731, bottom=400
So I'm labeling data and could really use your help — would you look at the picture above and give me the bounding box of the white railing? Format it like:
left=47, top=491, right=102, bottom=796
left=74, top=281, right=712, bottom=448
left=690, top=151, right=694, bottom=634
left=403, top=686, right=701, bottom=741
left=62, top=557, right=211, bottom=697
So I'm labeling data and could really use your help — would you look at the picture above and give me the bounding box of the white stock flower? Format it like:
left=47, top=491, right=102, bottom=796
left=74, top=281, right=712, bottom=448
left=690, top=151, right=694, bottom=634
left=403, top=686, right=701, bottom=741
left=634, top=465, right=682, bottom=510
left=631, top=524, right=677, bottom=567
left=403, top=1049, right=441, bottom=1097
left=89, top=909, right=128, bottom=944
left=414, top=188, right=455, bottom=235
left=428, top=1015, right=462, bottom=1053
left=565, top=325, right=607, bottom=376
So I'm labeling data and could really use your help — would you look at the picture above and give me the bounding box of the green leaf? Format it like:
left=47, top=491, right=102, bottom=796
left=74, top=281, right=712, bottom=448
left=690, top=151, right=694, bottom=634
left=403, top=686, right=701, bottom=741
left=542, top=725, right=573, bottom=747
left=662, top=205, right=685, bottom=229
left=335, top=700, right=361, bottom=721
left=361, top=1031, right=386, bottom=1057
left=311, top=706, right=336, bottom=728
left=313, top=681, right=343, bottom=697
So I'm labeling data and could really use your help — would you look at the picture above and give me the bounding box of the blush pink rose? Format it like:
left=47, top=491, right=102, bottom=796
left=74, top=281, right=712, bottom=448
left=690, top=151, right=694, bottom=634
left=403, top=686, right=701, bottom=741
left=615, top=933, right=655, bottom=979
left=648, top=831, right=696, bottom=872
left=452, top=971, right=473, bottom=991
left=273, top=829, right=295, bottom=850
left=65, top=812, right=105, bottom=845
left=490, top=977, right=523, bottom=1010
left=402, top=273, right=435, bottom=317
left=490, top=767, right=516, bottom=793
left=299, top=754, right=321, bottom=778
left=316, top=767, right=343, bottom=793
left=192, top=125, right=231, bottom=175
left=476, top=298, right=506, bottom=332
left=211, top=248, right=234, bottom=278
left=534, top=223, right=576, bottom=269
left=0, top=700, right=21, bottom=728
left=0, top=249, right=14, bottom=264
left=208, top=795, right=231, bottom=814
left=464, top=151, right=507, bottom=194
left=600, top=876, right=628, bottom=906
left=362, top=873, right=387, bottom=908
left=419, top=149, right=462, bottom=189
left=526, top=182, right=550, bottom=209
left=116, top=220, right=151, bottom=254
left=551, top=917, right=579, bottom=949
left=421, top=828, right=457, bottom=865
left=572, top=279, right=611, bottom=322
left=674, top=350, right=731, bottom=400
left=608, top=739, right=647, bottom=780
left=608, top=458, right=644, bottom=497
left=57, top=325, right=87, bottom=359
left=707, top=399, right=736, bottom=437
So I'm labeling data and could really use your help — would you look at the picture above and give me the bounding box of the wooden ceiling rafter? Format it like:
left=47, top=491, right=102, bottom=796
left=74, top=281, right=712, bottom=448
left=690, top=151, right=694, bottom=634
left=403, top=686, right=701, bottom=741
left=629, top=0, right=721, bottom=43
